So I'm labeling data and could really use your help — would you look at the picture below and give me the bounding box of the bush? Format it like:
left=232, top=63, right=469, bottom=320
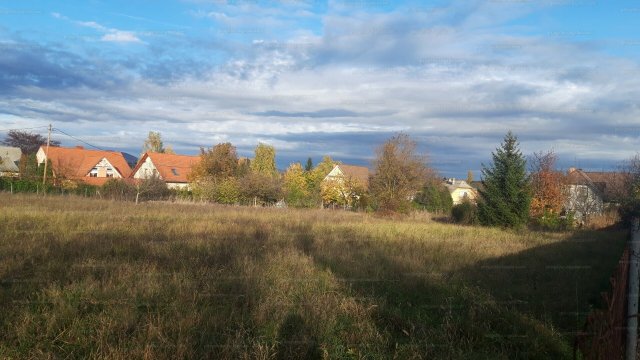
left=619, top=199, right=640, bottom=228
left=135, top=176, right=171, bottom=201
left=414, top=183, right=453, bottom=214
left=451, top=200, right=478, bottom=225
left=532, top=209, right=574, bottom=231
left=100, top=179, right=136, bottom=201
left=192, top=178, right=241, bottom=204
left=0, top=177, right=52, bottom=193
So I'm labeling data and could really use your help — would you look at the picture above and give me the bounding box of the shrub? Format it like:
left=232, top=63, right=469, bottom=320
left=100, top=179, right=136, bottom=201
left=414, top=183, right=453, bottom=214
left=135, top=176, right=171, bottom=201
left=0, top=178, right=51, bottom=193
left=533, top=209, right=574, bottom=231
left=451, top=199, right=478, bottom=225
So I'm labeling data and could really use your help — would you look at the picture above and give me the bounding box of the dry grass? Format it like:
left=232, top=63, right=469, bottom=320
left=0, top=193, right=628, bottom=359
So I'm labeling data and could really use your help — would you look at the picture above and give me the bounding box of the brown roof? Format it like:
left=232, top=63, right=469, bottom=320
left=566, top=169, right=629, bottom=203
left=40, top=146, right=132, bottom=185
left=132, top=152, right=200, bottom=183
left=335, top=164, right=370, bottom=188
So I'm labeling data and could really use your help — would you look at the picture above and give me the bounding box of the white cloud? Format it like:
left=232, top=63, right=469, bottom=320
left=101, top=31, right=142, bottom=43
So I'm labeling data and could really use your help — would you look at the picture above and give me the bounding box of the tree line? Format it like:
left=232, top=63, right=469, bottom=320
left=3, top=129, right=640, bottom=229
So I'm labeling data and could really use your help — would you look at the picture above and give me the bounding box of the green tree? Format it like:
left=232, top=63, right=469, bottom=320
left=414, top=182, right=453, bottom=214
left=250, top=143, right=277, bottom=177
left=284, top=162, right=312, bottom=207
left=478, top=131, right=531, bottom=228
left=305, top=157, right=313, bottom=172
left=305, top=156, right=337, bottom=207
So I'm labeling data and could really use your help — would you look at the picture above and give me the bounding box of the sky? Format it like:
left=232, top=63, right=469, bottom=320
left=0, top=0, right=639, bottom=178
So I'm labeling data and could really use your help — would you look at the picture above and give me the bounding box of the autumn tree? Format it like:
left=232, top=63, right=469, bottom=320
left=321, top=175, right=367, bottom=209
left=369, top=133, right=432, bottom=213
left=141, top=131, right=176, bottom=155
left=283, top=162, right=311, bottom=207
left=239, top=172, right=282, bottom=206
left=250, top=143, right=277, bottom=177
left=2, top=130, right=60, bottom=154
left=189, top=143, right=240, bottom=203
left=189, top=143, right=238, bottom=182
left=478, top=131, right=531, bottom=228
left=466, top=170, right=474, bottom=184
left=529, top=150, right=566, bottom=218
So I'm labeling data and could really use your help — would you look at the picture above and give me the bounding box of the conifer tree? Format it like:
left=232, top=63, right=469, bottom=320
left=478, top=131, right=531, bottom=227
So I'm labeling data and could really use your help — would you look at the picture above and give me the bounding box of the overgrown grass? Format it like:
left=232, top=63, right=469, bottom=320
left=0, top=193, right=627, bottom=359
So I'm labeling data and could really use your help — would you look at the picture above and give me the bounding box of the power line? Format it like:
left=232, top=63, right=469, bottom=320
left=53, top=128, right=106, bottom=151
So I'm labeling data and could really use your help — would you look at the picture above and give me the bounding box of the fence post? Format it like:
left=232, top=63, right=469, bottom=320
left=627, top=217, right=640, bottom=360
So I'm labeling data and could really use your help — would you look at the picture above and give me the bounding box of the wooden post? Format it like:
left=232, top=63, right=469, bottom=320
left=42, top=124, right=51, bottom=186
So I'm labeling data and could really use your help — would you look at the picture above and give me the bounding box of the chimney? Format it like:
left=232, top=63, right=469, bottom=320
left=75, top=145, right=84, bottom=149
left=568, top=167, right=576, bottom=174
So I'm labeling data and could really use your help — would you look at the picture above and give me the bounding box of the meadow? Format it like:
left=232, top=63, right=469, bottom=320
left=0, top=193, right=628, bottom=359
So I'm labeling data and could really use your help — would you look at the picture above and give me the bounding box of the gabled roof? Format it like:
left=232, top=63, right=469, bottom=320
left=132, top=152, right=200, bottom=183
left=39, top=146, right=132, bottom=182
left=443, top=179, right=474, bottom=192
left=0, top=146, right=22, bottom=173
left=566, top=168, right=628, bottom=203
left=326, top=164, right=370, bottom=188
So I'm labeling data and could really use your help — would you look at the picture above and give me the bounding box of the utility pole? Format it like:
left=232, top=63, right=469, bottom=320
left=42, top=124, right=52, bottom=186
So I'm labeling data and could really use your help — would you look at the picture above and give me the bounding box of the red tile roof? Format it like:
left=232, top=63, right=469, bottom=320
left=334, top=164, right=370, bottom=188
left=132, top=152, right=200, bottom=183
left=39, top=146, right=132, bottom=184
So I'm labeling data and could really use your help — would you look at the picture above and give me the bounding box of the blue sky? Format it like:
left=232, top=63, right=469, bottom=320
left=1, top=0, right=639, bottom=177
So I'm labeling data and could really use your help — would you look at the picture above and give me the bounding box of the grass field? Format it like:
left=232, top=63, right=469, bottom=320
left=0, top=193, right=628, bottom=359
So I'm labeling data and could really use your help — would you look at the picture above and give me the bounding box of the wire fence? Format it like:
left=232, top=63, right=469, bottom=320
left=575, top=242, right=631, bottom=359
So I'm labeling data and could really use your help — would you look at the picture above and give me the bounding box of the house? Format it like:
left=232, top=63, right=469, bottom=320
left=131, top=152, right=200, bottom=190
left=444, top=178, right=477, bottom=205
left=323, top=164, right=370, bottom=189
left=36, top=146, right=132, bottom=186
left=564, top=168, right=628, bottom=220
left=321, top=164, right=370, bottom=207
left=0, top=146, right=22, bottom=177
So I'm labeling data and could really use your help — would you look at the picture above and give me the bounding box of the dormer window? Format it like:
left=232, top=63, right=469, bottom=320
left=171, top=168, right=179, bottom=176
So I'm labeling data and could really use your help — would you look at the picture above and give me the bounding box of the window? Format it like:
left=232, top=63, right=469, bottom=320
left=171, top=168, right=179, bottom=176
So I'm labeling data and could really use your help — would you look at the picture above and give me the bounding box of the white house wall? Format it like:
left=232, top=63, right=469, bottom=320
left=133, top=157, right=160, bottom=180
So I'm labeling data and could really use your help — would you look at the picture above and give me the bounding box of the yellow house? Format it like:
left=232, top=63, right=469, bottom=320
left=444, top=178, right=477, bottom=205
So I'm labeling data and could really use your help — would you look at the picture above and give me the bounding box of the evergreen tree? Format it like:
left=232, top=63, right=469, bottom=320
left=478, top=131, right=531, bottom=228
left=305, top=157, right=313, bottom=172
